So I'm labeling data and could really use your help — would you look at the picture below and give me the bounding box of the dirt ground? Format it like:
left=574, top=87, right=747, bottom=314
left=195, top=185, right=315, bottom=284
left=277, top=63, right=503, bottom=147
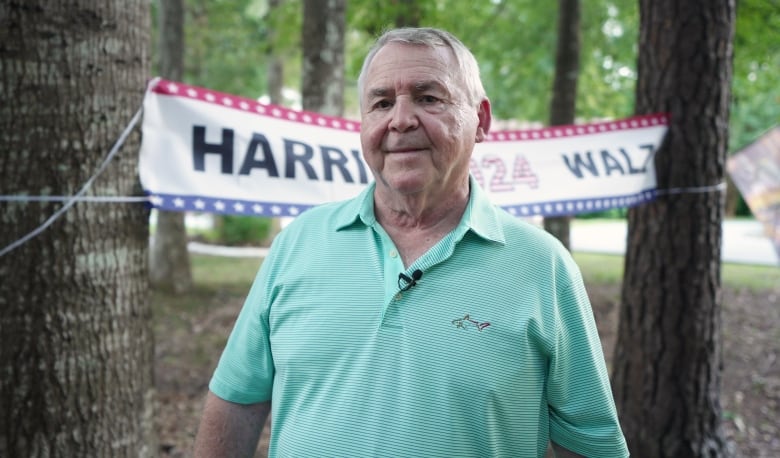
left=155, top=282, right=779, bottom=457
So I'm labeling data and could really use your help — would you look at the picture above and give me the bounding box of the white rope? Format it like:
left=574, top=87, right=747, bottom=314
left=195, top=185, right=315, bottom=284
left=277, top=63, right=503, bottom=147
left=0, top=195, right=149, bottom=202
left=655, top=181, right=728, bottom=195
left=0, top=106, right=144, bottom=258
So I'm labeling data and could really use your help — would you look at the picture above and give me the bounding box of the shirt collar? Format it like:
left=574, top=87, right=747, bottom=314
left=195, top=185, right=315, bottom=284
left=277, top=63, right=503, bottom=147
left=335, top=176, right=506, bottom=246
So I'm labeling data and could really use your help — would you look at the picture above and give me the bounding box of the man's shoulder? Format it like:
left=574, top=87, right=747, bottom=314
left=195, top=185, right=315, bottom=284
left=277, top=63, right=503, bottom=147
left=293, top=197, right=357, bottom=223
left=495, top=211, right=558, bottom=242
left=275, top=196, right=362, bottom=242
left=488, top=209, right=574, bottom=262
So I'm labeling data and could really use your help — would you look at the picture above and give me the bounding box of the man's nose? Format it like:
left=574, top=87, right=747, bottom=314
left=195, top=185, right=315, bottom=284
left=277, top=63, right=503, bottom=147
left=388, top=97, right=419, bottom=132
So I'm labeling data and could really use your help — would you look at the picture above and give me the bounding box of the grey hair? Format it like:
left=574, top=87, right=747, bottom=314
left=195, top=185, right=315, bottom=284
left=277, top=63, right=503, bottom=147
left=357, top=27, right=487, bottom=109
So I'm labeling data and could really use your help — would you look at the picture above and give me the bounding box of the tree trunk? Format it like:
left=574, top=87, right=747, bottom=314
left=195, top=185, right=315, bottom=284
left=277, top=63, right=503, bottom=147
left=150, top=0, right=192, bottom=293
left=0, top=1, right=155, bottom=456
left=543, top=0, right=580, bottom=250
left=266, top=0, right=285, bottom=106
left=262, top=0, right=286, bottom=247
left=611, top=1, right=735, bottom=456
left=393, top=0, right=422, bottom=27
left=302, top=0, right=345, bottom=117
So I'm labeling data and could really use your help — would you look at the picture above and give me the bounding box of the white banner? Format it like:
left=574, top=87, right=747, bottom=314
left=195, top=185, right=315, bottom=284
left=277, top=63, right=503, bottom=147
left=140, top=79, right=668, bottom=218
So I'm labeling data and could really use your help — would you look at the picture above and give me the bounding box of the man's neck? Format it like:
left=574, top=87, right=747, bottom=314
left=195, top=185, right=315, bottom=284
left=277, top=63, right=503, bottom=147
left=373, top=184, right=470, bottom=267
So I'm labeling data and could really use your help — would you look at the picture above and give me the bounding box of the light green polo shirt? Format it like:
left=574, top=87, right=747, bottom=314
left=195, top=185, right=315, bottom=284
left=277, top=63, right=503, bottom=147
left=209, top=178, right=629, bottom=458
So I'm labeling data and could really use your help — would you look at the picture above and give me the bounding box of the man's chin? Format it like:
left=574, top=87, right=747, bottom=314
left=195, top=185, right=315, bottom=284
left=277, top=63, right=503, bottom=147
left=378, top=174, right=431, bottom=196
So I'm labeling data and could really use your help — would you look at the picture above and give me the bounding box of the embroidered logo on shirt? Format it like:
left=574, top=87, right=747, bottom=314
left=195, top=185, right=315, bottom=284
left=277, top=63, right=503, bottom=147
left=451, top=314, right=491, bottom=332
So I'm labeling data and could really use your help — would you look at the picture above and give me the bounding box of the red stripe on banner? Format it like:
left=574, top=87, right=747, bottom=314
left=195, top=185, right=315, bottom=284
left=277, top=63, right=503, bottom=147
left=150, top=78, right=668, bottom=140
left=485, top=114, right=669, bottom=142
left=151, top=78, right=361, bottom=133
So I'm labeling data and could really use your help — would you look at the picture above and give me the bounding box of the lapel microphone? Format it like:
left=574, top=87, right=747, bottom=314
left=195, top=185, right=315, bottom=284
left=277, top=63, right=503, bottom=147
left=398, top=269, right=423, bottom=292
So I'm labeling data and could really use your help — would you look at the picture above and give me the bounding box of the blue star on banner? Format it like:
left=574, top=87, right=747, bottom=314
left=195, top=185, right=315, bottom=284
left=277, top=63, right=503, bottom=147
left=146, top=189, right=656, bottom=218
left=147, top=193, right=312, bottom=217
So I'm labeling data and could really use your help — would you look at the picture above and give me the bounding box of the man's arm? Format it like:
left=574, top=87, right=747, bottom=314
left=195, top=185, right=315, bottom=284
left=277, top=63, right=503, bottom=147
left=193, top=391, right=271, bottom=458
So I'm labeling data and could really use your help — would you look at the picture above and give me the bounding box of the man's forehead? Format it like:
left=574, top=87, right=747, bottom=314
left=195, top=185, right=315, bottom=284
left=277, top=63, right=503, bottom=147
left=367, top=79, right=449, bottom=96
left=368, top=43, right=453, bottom=73
left=364, top=46, right=455, bottom=90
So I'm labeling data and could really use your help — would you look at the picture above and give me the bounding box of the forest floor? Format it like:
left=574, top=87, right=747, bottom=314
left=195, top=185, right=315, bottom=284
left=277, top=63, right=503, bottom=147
left=153, top=276, right=780, bottom=457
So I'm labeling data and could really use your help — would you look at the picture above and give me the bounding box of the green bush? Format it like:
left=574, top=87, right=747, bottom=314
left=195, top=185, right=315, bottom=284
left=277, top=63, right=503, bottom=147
left=577, top=208, right=627, bottom=219
left=214, top=215, right=272, bottom=246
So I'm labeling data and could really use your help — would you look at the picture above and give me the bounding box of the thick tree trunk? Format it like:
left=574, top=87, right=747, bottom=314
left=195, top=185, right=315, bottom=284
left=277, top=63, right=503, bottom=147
left=612, top=0, right=735, bottom=456
left=302, top=0, right=345, bottom=117
left=0, top=1, right=155, bottom=456
left=150, top=0, right=192, bottom=293
left=543, top=0, right=580, bottom=250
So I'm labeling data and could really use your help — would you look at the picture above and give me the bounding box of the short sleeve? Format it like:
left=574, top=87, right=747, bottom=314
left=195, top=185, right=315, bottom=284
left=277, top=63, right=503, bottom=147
left=546, top=254, right=629, bottom=457
left=208, top=251, right=277, bottom=404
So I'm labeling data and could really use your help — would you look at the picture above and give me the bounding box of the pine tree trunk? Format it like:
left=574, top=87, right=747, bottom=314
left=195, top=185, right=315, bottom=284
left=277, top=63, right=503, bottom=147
left=611, top=1, right=735, bottom=456
left=543, top=0, right=580, bottom=250
left=0, top=1, right=156, bottom=456
left=262, top=0, right=286, bottom=248
left=302, top=0, right=345, bottom=117
left=150, top=0, right=192, bottom=293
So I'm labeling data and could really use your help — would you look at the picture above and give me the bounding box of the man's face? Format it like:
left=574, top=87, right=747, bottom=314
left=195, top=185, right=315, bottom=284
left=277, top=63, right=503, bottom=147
left=359, top=42, right=489, bottom=198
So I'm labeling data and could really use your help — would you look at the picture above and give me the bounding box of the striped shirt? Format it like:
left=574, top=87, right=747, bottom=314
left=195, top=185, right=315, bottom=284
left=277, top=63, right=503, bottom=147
left=209, top=177, right=629, bottom=457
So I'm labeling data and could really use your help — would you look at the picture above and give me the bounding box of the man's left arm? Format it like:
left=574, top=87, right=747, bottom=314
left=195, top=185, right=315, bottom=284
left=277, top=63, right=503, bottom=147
left=546, top=257, right=629, bottom=457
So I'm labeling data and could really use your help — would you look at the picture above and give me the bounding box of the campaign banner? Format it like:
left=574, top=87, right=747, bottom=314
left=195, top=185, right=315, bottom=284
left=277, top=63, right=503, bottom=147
left=727, top=126, right=780, bottom=260
left=139, top=78, right=668, bottom=218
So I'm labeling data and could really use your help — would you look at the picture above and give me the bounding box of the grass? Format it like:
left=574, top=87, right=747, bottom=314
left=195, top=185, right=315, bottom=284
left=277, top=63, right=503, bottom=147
left=151, top=254, right=262, bottom=325
left=574, top=252, right=779, bottom=292
left=573, top=253, right=625, bottom=284
left=190, top=254, right=263, bottom=293
left=178, top=251, right=778, bottom=296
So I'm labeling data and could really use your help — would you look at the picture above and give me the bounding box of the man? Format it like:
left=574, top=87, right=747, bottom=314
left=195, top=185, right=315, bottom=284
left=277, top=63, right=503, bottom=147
left=194, top=27, right=629, bottom=457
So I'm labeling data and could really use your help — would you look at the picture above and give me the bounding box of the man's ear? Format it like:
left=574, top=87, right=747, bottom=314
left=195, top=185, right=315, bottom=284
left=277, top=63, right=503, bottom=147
left=475, top=98, right=492, bottom=143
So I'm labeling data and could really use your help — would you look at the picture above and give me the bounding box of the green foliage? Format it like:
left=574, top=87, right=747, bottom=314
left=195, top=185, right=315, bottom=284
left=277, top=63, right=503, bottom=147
left=577, top=0, right=638, bottom=120
left=151, top=0, right=302, bottom=101
left=214, top=215, right=273, bottom=246
left=152, top=0, right=777, bottom=152
left=576, top=208, right=627, bottom=219
left=345, top=1, right=639, bottom=122
left=730, top=0, right=780, bottom=153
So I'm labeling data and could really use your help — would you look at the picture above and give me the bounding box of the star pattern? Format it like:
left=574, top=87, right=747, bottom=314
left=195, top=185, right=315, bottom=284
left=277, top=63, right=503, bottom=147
left=501, top=190, right=656, bottom=217
left=146, top=193, right=314, bottom=217
left=144, top=191, right=656, bottom=219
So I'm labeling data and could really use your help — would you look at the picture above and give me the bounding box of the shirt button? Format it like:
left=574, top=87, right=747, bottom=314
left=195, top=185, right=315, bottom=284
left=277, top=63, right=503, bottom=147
left=394, top=292, right=402, bottom=301
left=389, top=249, right=398, bottom=258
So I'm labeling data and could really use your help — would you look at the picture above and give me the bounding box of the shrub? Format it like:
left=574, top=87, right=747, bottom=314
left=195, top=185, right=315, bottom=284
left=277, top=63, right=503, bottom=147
left=214, top=215, right=272, bottom=246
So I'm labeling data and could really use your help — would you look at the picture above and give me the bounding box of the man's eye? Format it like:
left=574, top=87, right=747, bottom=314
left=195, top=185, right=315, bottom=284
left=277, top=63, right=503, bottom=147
left=373, top=100, right=393, bottom=110
left=419, top=95, right=440, bottom=104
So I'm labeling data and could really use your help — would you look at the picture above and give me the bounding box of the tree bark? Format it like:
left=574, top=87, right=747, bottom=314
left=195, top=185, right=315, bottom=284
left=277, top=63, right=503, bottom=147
left=262, top=0, right=285, bottom=247
left=150, top=0, right=192, bottom=293
left=612, top=0, right=735, bottom=456
left=543, top=0, right=580, bottom=250
left=0, top=1, right=155, bottom=456
left=302, top=0, right=345, bottom=117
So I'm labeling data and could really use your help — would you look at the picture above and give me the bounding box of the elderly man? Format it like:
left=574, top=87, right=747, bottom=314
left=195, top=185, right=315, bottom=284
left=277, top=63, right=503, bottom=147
left=194, top=27, right=628, bottom=458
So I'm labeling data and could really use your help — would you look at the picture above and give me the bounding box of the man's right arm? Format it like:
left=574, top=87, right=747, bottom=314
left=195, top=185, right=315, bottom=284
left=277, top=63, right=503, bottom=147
left=193, top=391, right=271, bottom=458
